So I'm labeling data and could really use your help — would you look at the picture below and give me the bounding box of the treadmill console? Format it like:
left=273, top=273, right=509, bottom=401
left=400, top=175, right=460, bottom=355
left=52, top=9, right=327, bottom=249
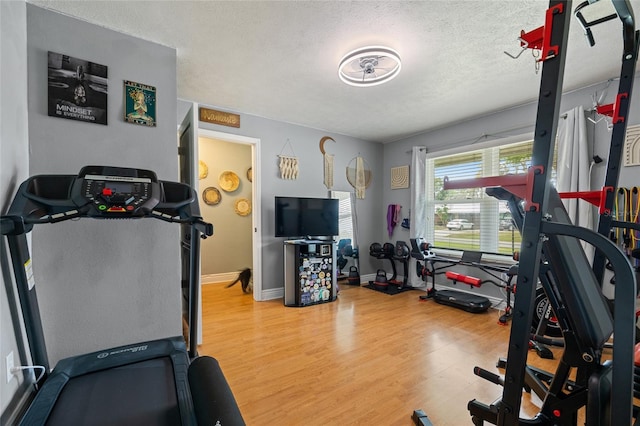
left=72, top=166, right=161, bottom=216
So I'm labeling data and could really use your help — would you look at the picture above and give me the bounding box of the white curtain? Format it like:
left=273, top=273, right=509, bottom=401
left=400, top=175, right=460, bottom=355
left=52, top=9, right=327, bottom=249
left=557, top=105, right=594, bottom=258
left=410, top=146, right=427, bottom=287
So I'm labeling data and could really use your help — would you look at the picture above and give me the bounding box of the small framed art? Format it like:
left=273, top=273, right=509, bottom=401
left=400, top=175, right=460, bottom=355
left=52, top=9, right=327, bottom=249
left=124, top=80, right=156, bottom=126
left=390, top=165, right=409, bottom=189
left=48, top=51, right=108, bottom=125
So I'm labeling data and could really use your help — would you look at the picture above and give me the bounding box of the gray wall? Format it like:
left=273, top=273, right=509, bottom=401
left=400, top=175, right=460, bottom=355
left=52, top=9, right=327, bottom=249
left=1, top=1, right=32, bottom=421
left=382, top=75, right=640, bottom=300
left=182, top=72, right=640, bottom=296
left=25, top=4, right=179, bottom=366
left=199, top=138, right=253, bottom=275
left=193, top=108, right=384, bottom=290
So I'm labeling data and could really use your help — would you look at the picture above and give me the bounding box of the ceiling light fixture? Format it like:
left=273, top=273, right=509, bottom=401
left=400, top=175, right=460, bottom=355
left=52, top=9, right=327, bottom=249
left=338, top=46, right=401, bottom=87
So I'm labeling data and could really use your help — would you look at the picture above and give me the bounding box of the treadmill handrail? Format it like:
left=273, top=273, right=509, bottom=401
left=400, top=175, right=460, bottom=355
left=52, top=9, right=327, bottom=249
left=1, top=174, right=213, bottom=236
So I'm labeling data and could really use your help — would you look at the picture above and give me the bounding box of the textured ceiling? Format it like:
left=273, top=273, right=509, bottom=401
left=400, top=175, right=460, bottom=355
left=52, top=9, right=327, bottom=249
left=30, top=0, right=639, bottom=143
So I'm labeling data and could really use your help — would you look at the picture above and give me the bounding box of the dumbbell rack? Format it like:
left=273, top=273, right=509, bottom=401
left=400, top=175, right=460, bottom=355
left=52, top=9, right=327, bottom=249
left=369, top=242, right=411, bottom=289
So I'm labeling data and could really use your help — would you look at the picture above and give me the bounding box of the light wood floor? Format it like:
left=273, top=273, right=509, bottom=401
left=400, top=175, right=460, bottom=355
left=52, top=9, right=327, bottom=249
left=199, top=282, right=564, bottom=425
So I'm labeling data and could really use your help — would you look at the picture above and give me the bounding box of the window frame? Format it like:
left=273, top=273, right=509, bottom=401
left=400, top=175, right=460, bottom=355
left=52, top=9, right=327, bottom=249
left=421, top=134, right=538, bottom=262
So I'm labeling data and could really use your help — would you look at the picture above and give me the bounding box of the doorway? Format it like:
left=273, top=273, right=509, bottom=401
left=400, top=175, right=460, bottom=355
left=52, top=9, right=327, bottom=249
left=178, top=105, right=262, bottom=346
left=197, top=129, right=262, bottom=301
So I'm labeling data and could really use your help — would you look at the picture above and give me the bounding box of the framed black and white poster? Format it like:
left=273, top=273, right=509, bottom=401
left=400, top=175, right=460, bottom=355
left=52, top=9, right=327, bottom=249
left=47, top=51, right=108, bottom=125
left=124, top=80, right=156, bottom=127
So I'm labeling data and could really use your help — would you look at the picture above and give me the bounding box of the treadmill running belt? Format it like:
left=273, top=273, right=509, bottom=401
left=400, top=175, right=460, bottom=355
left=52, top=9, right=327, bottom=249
left=46, top=357, right=180, bottom=426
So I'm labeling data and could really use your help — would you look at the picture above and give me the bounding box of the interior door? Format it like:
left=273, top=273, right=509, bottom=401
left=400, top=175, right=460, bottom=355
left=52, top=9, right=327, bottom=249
left=178, top=104, right=198, bottom=187
left=177, top=103, right=201, bottom=344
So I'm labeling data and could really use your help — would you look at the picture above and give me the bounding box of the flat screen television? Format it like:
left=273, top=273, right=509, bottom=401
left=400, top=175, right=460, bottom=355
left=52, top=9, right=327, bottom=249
left=275, top=196, right=339, bottom=238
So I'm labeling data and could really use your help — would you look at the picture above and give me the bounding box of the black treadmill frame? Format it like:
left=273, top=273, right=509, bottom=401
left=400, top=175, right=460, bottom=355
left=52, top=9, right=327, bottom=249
left=0, top=166, right=222, bottom=425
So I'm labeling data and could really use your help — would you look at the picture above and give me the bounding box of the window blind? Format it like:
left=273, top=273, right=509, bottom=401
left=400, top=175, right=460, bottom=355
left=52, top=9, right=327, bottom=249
left=424, top=139, right=548, bottom=255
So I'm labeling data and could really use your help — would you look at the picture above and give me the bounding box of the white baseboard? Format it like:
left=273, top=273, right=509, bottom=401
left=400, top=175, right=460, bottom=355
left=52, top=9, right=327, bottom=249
left=261, top=287, right=284, bottom=301
left=201, top=273, right=283, bottom=301
left=201, top=272, right=238, bottom=284
left=360, top=273, right=376, bottom=283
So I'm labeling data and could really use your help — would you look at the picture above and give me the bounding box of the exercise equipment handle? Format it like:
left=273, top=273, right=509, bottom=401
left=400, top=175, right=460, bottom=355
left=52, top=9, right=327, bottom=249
left=530, top=333, right=565, bottom=348
left=473, top=366, right=504, bottom=386
left=194, top=218, right=214, bottom=237
left=445, top=271, right=482, bottom=287
left=1, top=167, right=213, bottom=236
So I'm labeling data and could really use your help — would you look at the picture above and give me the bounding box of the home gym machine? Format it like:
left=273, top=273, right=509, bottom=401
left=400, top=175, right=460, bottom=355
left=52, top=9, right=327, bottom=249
left=459, top=185, right=636, bottom=425
left=1, top=165, right=245, bottom=425
left=369, top=241, right=411, bottom=289
left=409, top=238, right=492, bottom=313
left=419, top=1, right=638, bottom=424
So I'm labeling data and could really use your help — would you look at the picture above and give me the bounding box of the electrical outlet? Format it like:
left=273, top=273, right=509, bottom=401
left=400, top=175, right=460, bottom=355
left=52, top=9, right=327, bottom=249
left=6, top=351, right=14, bottom=384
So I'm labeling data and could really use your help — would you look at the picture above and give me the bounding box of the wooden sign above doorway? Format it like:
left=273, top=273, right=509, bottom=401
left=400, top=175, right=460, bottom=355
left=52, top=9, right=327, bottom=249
left=199, top=107, right=240, bottom=128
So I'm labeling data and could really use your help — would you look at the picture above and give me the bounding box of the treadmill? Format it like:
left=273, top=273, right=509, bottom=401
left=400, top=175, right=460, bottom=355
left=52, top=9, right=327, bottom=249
left=1, top=165, right=245, bottom=425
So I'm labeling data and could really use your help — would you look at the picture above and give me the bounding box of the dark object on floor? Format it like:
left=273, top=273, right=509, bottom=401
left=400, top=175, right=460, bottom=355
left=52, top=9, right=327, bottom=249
left=421, top=289, right=492, bottom=313
left=373, top=269, right=388, bottom=290
left=411, top=409, right=434, bottom=426
left=364, top=282, right=415, bottom=295
left=347, top=265, right=360, bottom=286
left=226, top=268, right=252, bottom=293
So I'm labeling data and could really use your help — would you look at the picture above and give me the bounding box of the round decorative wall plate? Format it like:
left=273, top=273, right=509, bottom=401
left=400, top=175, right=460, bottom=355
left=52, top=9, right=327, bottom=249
left=234, top=198, right=251, bottom=216
left=246, top=167, right=253, bottom=182
left=202, top=187, right=221, bottom=205
left=219, top=171, right=240, bottom=192
left=198, top=160, right=209, bottom=180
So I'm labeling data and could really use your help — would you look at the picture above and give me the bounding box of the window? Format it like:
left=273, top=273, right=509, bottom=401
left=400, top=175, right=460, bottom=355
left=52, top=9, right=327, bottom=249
left=424, top=139, right=554, bottom=256
left=331, top=191, right=354, bottom=244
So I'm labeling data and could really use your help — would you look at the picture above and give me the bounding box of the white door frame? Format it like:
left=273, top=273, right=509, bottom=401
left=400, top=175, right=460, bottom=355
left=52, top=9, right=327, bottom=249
left=198, top=128, right=263, bottom=301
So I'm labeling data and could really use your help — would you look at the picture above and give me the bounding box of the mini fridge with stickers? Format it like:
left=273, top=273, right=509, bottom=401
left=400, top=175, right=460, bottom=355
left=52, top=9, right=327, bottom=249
left=283, top=240, right=337, bottom=307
